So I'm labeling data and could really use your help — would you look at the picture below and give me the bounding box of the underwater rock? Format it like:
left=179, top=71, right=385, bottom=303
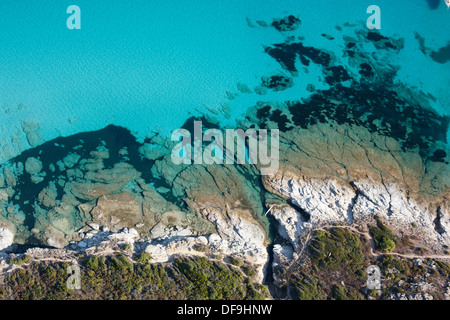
left=171, top=164, right=264, bottom=226
left=3, top=167, right=16, bottom=187
left=24, top=157, right=43, bottom=174
left=37, top=181, right=58, bottom=208
left=90, top=192, right=144, bottom=233
left=0, top=189, right=8, bottom=202
left=66, top=163, right=141, bottom=201
left=24, top=157, right=46, bottom=184
left=237, top=82, right=252, bottom=94
left=271, top=15, right=301, bottom=32
left=139, top=143, right=171, bottom=160
left=261, top=75, right=293, bottom=92
left=21, top=120, right=43, bottom=147
left=63, top=153, right=81, bottom=168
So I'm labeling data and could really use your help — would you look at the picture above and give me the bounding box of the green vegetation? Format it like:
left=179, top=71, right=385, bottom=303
left=377, top=255, right=450, bottom=299
left=289, top=228, right=368, bottom=300
left=241, top=265, right=256, bottom=278
left=229, top=256, right=244, bottom=267
left=173, top=256, right=266, bottom=299
left=292, top=276, right=324, bottom=300
left=134, top=252, right=152, bottom=264
left=309, top=228, right=365, bottom=275
left=434, top=260, right=450, bottom=278
left=0, top=254, right=268, bottom=300
left=331, top=284, right=365, bottom=300
left=8, top=255, right=33, bottom=265
left=369, top=216, right=396, bottom=252
left=278, top=226, right=450, bottom=300
left=193, top=243, right=209, bottom=253
left=123, top=243, right=132, bottom=252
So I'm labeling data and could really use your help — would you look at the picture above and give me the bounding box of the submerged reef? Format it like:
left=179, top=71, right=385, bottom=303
left=415, top=32, right=450, bottom=64
left=0, top=123, right=270, bottom=282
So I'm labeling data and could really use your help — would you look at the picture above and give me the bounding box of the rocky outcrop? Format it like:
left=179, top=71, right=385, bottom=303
left=267, top=204, right=311, bottom=251
left=0, top=227, right=13, bottom=251
left=151, top=163, right=270, bottom=281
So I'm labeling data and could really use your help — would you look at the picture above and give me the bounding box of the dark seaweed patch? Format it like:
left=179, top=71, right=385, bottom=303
left=264, top=42, right=332, bottom=74
left=359, top=63, right=374, bottom=78
left=261, top=75, right=294, bottom=91
left=430, top=43, right=450, bottom=64
left=256, top=105, right=272, bottom=119
left=430, top=149, right=447, bottom=162
left=324, top=65, right=351, bottom=85
left=250, top=80, right=449, bottom=159
left=269, top=109, right=291, bottom=131
left=257, top=29, right=445, bottom=159
left=366, top=31, right=403, bottom=51
left=271, top=15, right=301, bottom=32
left=367, top=31, right=387, bottom=42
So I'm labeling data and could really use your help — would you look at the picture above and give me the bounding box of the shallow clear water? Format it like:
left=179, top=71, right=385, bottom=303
left=0, top=0, right=449, bottom=160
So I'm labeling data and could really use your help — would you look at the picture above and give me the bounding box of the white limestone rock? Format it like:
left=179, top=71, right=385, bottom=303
left=108, top=228, right=139, bottom=243
left=0, top=227, right=14, bottom=251
left=268, top=173, right=450, bottom=251
left=267, top=177, right=355, bottom=225
left=145, top=244, right=169, bottom=263
left=272, top=244, right=294, bottom=269
left=268, top=205, right=310, bottom=251
left=352, top=179, right=450, bottom=246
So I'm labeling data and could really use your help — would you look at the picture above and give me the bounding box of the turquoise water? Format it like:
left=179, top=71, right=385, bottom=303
left=0, top=0, right=449, bottom=161
left=0, top=0, right=279, bottom=137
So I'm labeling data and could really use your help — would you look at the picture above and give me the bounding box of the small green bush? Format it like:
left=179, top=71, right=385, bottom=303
left=9, top=255, right=33, bottom=265
left=134, top=252, right=152, bottom=264
left=241, top=265, right=256, bottom=277
left=229, top=257, right=244, bottom=267
left=193, top=244, right=209, bottom=252
left=369, top=216, right=396, bottom=252
left=379, top=238, right=396, bottom=252
left=293, top=277, right=324, bottom=300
